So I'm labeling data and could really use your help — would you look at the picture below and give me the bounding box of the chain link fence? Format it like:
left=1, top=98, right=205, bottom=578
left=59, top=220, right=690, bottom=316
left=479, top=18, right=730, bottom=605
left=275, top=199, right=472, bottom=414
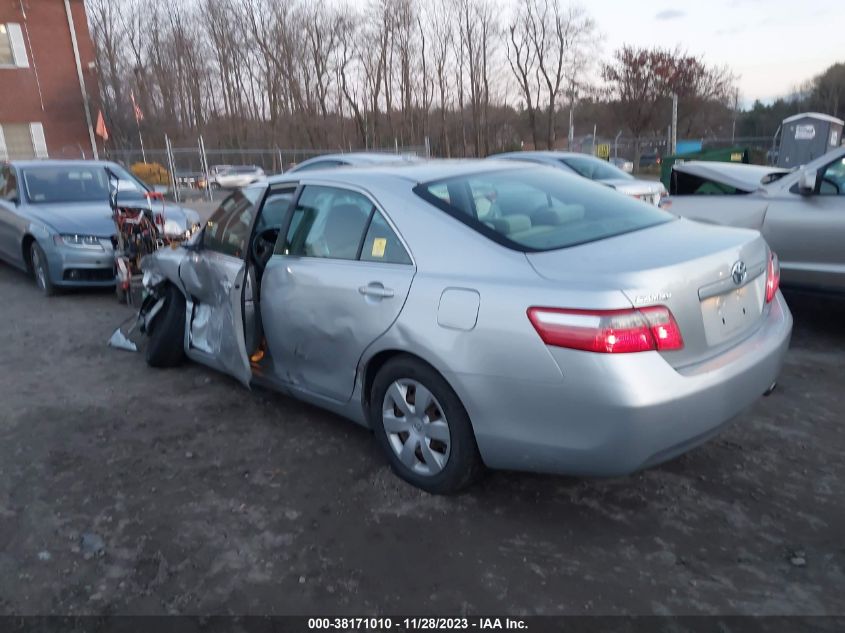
left=105, top=141, right=428, bottom=201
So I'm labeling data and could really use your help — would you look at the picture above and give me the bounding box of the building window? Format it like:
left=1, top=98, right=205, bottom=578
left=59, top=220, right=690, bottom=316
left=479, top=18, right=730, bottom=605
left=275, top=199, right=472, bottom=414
left=0, top=123, right=47, bottom=160
left=0, top=24, right=13, bottom=65
left=0, top=23, right=28, bottom=67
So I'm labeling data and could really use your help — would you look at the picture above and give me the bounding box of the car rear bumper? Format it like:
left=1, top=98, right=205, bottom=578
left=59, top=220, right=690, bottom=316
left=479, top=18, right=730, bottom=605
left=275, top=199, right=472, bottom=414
left=452, top=291, right=792, bottom=476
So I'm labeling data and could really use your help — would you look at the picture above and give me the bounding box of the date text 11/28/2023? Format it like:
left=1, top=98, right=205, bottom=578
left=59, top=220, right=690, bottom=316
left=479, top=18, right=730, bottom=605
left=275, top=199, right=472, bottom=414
left=307, top=618, right=528, bottom=630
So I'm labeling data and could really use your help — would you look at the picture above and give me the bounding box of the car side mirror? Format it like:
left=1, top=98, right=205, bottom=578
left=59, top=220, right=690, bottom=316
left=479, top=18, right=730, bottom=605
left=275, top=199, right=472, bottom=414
left=183, top=225, right=205, bottom=251
left=798, top=168, right=816, bottom=195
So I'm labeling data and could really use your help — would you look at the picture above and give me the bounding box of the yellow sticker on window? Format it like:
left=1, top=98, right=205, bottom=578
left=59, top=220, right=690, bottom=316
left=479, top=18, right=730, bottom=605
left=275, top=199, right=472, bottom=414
left=371, top=238, right=387, bottom=258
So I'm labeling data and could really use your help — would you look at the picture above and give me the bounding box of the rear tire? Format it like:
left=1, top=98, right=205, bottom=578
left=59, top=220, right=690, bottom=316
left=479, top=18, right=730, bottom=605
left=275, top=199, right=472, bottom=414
left=30, top=241, right=56, bottom=296
left=145, top=284, right=186, bottom=368
left=370, top=355, right=483, bottom=494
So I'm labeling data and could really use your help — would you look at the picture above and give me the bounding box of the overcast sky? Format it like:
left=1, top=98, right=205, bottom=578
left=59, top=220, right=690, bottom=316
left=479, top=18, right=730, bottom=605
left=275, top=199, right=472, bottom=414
left=585, top=0, right=842, bottom=105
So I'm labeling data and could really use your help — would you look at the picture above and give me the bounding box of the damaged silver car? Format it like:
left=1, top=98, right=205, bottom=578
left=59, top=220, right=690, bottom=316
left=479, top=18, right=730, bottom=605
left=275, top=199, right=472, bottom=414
left=138, top=162, right=791, bottom=493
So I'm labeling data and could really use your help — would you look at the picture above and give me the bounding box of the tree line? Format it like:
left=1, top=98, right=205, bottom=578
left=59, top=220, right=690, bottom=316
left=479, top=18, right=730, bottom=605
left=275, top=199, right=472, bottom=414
left=737, top=62, right=845, bottom=138
left=87, top=0, right=742, bottom=159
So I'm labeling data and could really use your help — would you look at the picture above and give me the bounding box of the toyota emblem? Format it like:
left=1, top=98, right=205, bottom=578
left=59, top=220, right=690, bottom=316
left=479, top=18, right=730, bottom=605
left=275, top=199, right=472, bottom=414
left=731, top=260, right=747, bottom=286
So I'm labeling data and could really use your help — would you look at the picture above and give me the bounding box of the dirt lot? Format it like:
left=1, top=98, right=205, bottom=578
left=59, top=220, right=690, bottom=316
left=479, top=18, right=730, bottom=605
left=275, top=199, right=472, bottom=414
left=0, top=262, right=843, bottom=616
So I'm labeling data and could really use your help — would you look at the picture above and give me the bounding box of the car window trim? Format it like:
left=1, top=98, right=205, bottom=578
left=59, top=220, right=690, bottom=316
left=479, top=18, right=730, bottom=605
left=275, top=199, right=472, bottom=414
left=242, top=182, right=298, bottom=264
left=355, top=206, right=377, bottom=261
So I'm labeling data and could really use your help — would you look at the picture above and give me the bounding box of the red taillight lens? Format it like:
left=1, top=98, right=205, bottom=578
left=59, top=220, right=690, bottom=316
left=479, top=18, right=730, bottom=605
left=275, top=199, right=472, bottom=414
left=527, top=306, right=684, bottom=353
left=765, top=251, right=780, bottom=303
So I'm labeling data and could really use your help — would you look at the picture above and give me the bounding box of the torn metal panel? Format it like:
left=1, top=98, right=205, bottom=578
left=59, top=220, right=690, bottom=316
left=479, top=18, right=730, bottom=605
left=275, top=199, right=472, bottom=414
left=107, top=328, right=137, bottom=352
left=189, top=303, right=221, bottom=354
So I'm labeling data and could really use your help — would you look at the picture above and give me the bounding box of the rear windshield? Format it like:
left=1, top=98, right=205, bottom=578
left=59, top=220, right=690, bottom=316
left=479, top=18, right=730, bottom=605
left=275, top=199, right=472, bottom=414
left=414, top=167, right=673, bottom=251
left=560, top=155, right=633, bottom=181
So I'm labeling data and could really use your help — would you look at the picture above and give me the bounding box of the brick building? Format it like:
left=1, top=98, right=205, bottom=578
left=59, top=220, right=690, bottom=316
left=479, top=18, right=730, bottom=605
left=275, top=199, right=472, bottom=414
left=0, top=0, right=98, bottom=160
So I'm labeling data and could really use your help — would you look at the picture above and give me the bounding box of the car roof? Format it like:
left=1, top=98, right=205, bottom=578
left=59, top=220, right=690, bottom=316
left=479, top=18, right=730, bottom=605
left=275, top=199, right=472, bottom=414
left=270, top=158, right=537, bottom=187
left=8, top=159, right=119, bottom=169
left=672, top=161, right=790, bottom=192
left=295, top=152, right=419, bottom=166
left=492, top=151, right=591, bottom=161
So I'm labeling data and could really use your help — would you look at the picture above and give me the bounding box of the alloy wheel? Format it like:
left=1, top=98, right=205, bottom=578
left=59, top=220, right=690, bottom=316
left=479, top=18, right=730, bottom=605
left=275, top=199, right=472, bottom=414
left=382, top=379, right=451, bottom=476
left=31, top=245, right=47, bottom=290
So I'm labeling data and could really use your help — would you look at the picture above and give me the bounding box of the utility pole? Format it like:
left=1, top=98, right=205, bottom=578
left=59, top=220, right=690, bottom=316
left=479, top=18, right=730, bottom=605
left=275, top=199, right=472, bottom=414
left=165, top=135, right=178, bottom=203
left=64, top=0, right=97, bottom=160
left=731, top=88, right=740, bottom=144
left=567, top=79, right=576, bottom=150
left=671, top=92, right=678, bottom=156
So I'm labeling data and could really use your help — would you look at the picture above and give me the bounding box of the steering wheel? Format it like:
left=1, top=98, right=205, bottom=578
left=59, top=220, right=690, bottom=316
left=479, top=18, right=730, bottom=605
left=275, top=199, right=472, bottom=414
left=251, top=227, right=280, bottom=267
left=821, top=177, right=841, bottom=195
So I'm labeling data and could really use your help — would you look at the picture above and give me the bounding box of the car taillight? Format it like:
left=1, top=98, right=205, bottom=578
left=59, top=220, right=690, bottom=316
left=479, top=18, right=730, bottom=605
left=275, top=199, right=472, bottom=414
left=766, top=251, right=780, bottom=303
left=526, top=306, right=684, bottom=353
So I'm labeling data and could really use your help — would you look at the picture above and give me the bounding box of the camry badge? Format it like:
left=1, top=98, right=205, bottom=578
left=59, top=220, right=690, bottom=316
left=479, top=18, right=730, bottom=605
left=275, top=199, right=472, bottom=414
left=731, top=260, right=747, bottom=286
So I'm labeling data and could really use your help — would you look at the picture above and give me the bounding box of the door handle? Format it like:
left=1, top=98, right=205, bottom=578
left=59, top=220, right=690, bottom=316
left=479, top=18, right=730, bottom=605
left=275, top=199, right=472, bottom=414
left=359, top=283, right=394, bottom=299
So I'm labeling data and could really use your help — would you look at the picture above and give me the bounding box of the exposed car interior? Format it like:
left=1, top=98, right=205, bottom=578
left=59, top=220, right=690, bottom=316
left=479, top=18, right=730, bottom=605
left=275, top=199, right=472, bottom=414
left=669, top=170, right=749, bottom=195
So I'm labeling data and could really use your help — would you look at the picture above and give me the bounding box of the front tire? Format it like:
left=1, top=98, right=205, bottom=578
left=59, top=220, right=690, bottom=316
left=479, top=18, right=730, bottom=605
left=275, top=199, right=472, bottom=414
left=371, top=355, right=483, bottom=494
left=30, top=242, right=56, bottom=296
left=145, top=284, right=186, bottom=368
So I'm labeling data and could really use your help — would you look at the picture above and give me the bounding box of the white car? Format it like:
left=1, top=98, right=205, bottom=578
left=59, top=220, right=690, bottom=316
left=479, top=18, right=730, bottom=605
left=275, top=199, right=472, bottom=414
left=210, top=165, right=266, bottom=189
left=491, top=151, right=666, bottom=206
left=610, top=156, right=634, bottom=173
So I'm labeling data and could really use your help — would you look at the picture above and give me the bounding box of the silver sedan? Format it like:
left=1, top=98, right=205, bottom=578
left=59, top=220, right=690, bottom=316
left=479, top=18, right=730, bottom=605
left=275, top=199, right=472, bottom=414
left=139, top=161, right=792, bottom=493
left=0, top=160, right=200, bottom=295
left=664, top=146, right=845, bottom=293
left=489, top=151, right=667, bottom=205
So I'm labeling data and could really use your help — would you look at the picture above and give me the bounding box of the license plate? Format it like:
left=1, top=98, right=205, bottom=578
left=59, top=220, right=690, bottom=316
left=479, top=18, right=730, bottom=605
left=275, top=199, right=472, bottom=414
left=700, top=274, right=765, bottom=346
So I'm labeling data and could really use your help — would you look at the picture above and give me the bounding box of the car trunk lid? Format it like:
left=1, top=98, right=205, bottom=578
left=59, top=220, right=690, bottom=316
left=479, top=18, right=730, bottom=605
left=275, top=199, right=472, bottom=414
left=525, top=218, right=770, bottom=368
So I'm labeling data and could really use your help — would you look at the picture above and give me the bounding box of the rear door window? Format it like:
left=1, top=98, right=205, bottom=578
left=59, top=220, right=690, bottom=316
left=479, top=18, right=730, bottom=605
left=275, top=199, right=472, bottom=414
left=360, top=212, right=412, bottom=265
left=280, top=185, right=372, bottom=259
left=0, top=166, right=18, bottom=202
left=277, top=185, right=412, bottom=265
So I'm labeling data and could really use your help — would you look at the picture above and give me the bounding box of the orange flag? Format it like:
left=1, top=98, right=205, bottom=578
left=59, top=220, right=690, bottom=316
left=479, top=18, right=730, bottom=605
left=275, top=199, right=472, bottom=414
left=95, top=110, right=109, bottom=141
left=131, top=91, right=144, bottom=122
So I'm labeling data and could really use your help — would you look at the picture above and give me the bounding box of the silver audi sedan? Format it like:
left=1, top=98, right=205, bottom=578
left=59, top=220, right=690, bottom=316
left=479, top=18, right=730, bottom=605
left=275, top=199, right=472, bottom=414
left=0, top=160, right=200, bottom=295
left=139, top=161, right=792, bottom=493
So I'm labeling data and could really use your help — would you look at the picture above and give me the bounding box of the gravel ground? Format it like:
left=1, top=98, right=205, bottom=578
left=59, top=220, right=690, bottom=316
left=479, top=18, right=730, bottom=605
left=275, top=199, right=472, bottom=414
left=0, top=262, right=843, bottom=616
